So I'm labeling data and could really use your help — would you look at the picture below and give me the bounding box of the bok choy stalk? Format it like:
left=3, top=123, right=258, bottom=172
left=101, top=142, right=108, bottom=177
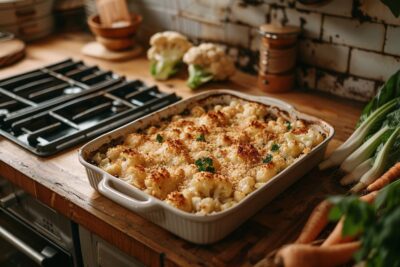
left=340, top=108, right=400, bottom=185
left=350, top=127, right=400, bottom=193
left=340, top=158, right=373, bottom=186
left=340, top=126, right=390, bottom=173
left=319, top=98, right=399, bottom=170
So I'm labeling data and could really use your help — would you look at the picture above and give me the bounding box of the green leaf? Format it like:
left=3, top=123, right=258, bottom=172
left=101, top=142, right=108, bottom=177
left=263, top=154, right=273, bottom=163
left=187, top=64, right=214, bottom=89
left=357, top=70, right=400, bottom=127
left=271, top=143, right=280, bottom=152
left=195, top=157, right=215, bottom=173
left=286, top=121, right=292, bottom=130
left=156, top=134, right=163, bottom=143
left=151, top=60, right=180, bottom=80
left=328, top=205, right=342, bottom=221
left=381, top=0, right=400, bottom=17
left=327, top=180, right=400, bottom=267
left=384, top=109, right=400, bottom=129
left=196, top=134, right=206, bottom=142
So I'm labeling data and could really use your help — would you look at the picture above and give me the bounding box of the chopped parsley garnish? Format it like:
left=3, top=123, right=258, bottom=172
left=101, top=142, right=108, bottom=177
left=263, top=154, right=273, bottom=163
left=286, top=121, right=292, bottom=130
left=195, top=157, right=215, bottom=173
left=271, top=143, right=280, bottom=152
left=196, top=134, right=206, bottom=142
left=156, top=134, right=164, bottom=143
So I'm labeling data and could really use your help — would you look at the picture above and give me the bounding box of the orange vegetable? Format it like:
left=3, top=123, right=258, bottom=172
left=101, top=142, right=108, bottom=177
left=277, top=242, right=360, bottom=267
left=322, top=191, right=378, bottom=246
left=367, top=162, right=400, bottom=192
left=295, top=200, right=332, bottom=244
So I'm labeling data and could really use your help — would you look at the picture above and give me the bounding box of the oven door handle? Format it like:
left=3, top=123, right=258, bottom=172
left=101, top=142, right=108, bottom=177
left=0, top=225, right=58, bottom=267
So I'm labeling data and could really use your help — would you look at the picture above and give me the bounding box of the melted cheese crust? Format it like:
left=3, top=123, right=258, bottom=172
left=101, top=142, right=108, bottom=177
left=93, top=98, right=325, bottom=215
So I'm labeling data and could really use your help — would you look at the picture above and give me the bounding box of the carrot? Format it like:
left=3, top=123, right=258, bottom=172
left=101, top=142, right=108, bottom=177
left=322, top=218, right=354, bottom=246
left=360, top=190, right=378, bottom=203
left=322, top=191, right=378, bottom=246
left=366, top=162, right=400, bottom=192
left=295, top=200, right=333, bottom=244
left=276, top=242, right=360, bottom=267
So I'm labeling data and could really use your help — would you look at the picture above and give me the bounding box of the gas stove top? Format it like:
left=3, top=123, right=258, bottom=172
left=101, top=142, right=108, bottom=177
left=0, top=59, right=180, bottom=156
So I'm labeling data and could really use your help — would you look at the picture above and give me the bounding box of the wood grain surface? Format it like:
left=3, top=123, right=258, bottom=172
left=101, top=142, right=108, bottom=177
left=0, top=32, right=364, bottom=267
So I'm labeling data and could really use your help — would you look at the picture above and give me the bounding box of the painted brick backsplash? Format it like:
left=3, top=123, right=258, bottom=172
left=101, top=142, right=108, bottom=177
left=297, top=0, right=353, bottom=17
left=270, top=7, right=322, bottom=38
left=299, top=40, right=349, bottom=72
left=350, top=49, right=400, bottom=81
left=229, top=1, right=269, bottom=27
left=385, top=26, right=400, bottom=56
left=124, top=0, right=400, bottom=102
left=316, top=71, right=377, bottom=101
left=322, top=17, right=385, bottom=51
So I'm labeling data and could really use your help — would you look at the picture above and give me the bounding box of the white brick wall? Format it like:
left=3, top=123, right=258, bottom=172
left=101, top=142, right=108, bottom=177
left=127, top=0, right=400, bottom=102
left=316, top=71, right=377, bottom=101
left=322, top=17, right=385, bottom=51
left=384, top=26, right=400, bottom=56
left=350, top=49, right=400, bottom=80
left=178, top=0, right=228, bottom=25
left=299, top=40, right=350, bottom=72
left=229, top=1, right=269, bottom=27
left=296, top=0, right=353, bottom=17
left=225, top=23, right=250, bottom=47
left=270, top=7, right=322, bottom=38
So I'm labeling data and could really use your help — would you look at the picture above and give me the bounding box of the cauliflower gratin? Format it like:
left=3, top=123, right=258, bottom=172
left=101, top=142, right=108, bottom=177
left=92, top=97, right=326, bottom=215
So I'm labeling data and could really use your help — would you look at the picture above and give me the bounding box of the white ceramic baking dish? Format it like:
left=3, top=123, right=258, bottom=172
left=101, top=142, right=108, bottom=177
left=79, top=90, right=334, bottom=244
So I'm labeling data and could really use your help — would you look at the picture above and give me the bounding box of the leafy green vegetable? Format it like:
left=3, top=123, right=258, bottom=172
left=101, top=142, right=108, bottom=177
left=357, top=70, right=400, bottom=127
left=381, top=0, right=400, bottom=17
left=328, top=180, right=400, bottom=267
left=195, top=157, right=215, bottom=173
left=156, top=134, right=164, bottom=143
left=196, top=134, right=206, bottom=142
left=150, top=60, right=180, bottom=80
left=263, top=154, right=273, bottom=163
left=328, top=195, right=375, bottom=237
left=320, top=97, right=399, bottom=170
left=187, top=64, right=214, bottom=89
left=286, top=121, right=292, bottom=130
left=271, top=143, right=280, bottom=152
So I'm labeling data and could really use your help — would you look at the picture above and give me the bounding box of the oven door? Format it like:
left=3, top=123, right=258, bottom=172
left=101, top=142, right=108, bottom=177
left=0, top=208, right=73, bottom=267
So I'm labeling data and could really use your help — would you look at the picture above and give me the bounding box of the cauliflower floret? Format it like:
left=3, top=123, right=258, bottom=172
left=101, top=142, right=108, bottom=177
left=147, top=31, right=192, bottom=80
left=183, top=43, right=236, bottom=89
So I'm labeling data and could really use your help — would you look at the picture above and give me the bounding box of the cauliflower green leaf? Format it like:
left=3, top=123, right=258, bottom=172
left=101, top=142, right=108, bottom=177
left=187, top=65, right=214, bottom=89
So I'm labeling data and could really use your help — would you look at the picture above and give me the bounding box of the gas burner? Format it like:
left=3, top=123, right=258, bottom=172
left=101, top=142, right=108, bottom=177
left=0, top=59, right=180, bottom=156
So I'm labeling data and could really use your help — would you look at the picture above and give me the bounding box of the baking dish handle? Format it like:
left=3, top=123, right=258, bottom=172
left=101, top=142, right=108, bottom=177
left=256, top=96, right=295, bottom=111
left=98, top=175, right=158, bottom=212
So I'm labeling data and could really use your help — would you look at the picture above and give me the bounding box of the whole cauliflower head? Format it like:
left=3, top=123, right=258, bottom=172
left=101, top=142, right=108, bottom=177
left=147, top=31, right=192, bottom=80
left=183, top=43, right=236, bottom=89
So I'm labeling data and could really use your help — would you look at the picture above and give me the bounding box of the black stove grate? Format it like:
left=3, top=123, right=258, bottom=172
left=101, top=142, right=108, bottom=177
left=0, top=59, right=124, bottom=120
left=0, top=59, right=181, bottom=156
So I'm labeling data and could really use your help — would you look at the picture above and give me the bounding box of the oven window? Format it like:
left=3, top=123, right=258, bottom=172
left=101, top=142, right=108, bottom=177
left=0, top=239, right=40, bottom=267
left=0, top=209, right=72, bottom=267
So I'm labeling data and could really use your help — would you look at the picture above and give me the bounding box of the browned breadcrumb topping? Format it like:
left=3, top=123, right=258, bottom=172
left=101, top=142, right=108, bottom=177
left=93, top=97, right=325, bottom=214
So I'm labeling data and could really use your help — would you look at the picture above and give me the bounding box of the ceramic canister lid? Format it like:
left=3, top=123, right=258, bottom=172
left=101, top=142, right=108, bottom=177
left=258, top=24, right=301, bottom=39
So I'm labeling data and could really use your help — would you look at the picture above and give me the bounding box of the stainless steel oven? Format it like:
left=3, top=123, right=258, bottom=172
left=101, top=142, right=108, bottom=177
left=0, top=176, right=83, bottom=267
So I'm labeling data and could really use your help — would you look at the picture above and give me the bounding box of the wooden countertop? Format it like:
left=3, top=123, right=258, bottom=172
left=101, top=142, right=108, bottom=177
left=0, top=33, right=364, bottom=267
